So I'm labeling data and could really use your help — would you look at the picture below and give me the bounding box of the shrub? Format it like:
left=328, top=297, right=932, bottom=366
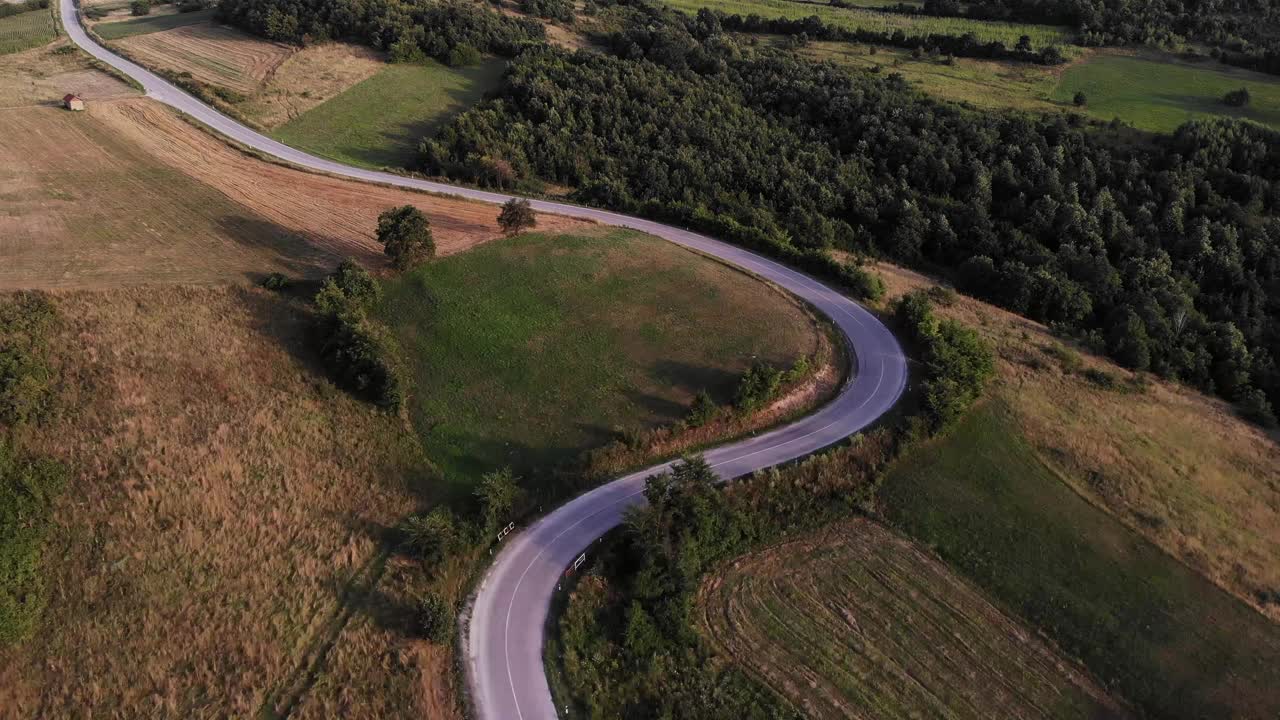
left=399, top=508, right=460, bottom=569
left=376, top=206, right=435, bottom=271
left=734, top=360, right=783, bottom=413
left=445, top=43, right=482, bottom=67
left=476, top=467, right=523, bottom=532
left=417, top=591, right=454, bottom=644
left=844, top=263, right=885, bottom=301
left=129, top=0, right=151, bottom=15
left=0, top=293, right=57, bottom=429
left=1083, top=367, right=1119, bottom=390
left=685, top=390, right=718, bottom=427
left=497, top=198, right=537, bottom=235
left=520, top=0, right=574, bottom=22
left=1073, top=91, right=1088, bottom=107
left=0, top=443, right=67, bottom=645
left=312, top=261, right=404, bottom=409
left=1223, top=87, right=1251, bottom=107
left=1237, top=387, right=1277, bottom=427
left=260, top=272, right=290, bottom=291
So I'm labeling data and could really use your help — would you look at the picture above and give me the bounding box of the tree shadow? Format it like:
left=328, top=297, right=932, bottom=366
left=649, top=359, right=740, bottom=399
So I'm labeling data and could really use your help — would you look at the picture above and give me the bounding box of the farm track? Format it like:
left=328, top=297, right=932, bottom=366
left=61, top=4, right=910, bottom=718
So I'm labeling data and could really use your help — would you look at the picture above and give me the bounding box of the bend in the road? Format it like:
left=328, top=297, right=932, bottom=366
left=59, top=6, right=910, bottom=718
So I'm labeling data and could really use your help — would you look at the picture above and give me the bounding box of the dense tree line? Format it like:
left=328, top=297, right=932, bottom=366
left=717, top=11, right=1067, bottom=64
left=418, top=5, right=1280, bottom=422
left=216, top=0, right=543, bottom=65
left=899, top=0, right=1280, bottom=74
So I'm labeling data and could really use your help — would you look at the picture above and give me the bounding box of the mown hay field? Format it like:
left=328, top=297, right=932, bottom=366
left=115, top=21, right=293, bottom=95
left=697, top=518, right=1125, bottom=720
left=92, top=6, right=212, bottom=40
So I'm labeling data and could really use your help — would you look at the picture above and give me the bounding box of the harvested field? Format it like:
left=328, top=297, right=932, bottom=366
left=239, top=42, right=385, bottom=129
left=0, top=39, right=136, bottom=107
left=93, top=99, right=589, bottom=260
left=92, top=6, right=213, bottom=40
left=0, top=104, right=334, bottom=289
left=0, top=97, right=583, bottom=289
left=872, top=261, right=1280, bottom=621
left=697, top=519, right=1123, bottom=719
left=0, top=286, right=429, bottom=718
left=115, top=21, right=292, bottom=96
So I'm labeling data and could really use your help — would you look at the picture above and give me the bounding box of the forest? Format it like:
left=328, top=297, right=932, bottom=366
left=416, top=1, right=1280, bottom=424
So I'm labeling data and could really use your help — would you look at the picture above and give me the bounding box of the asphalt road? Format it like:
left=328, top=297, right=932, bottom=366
left=61, top=6, right=910, bottom=717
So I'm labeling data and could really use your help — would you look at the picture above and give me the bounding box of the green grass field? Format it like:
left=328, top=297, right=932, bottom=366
left=1053, top=51, right=1280, bottom=132
left=802, top=40, right=1062, bottom=112
left=664, top=0, right=1072, bottom=46
left=92, top=8, right=213, bottom=40
left=0, top=7, right=56, bottom=55
left=374, top=229, right=819, bottom=497
left=271, top=58, right=504, bottom=169
left=879, top=400, right=1280, bottom=720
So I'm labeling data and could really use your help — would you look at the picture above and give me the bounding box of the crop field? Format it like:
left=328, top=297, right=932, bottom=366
left=0, top=286, right=431, bottom=718
left=115, top=21, right=293, bottom=95
left=92, top=7, right=213, bottom=40
left=879, top=400, right=1280, bottom=719
left=662, top=0, right=1072, bottom=47
left=697, top=519, right=1122, bottom=719
left=0, top=7, right=55, bottom=55
left=1053, top=50, right=1280, bottom=132
left=871, top=261, right=1280, bottom=623
left=375, top=229, right=825, bottom=496
left=271, top=58, right=506, bottom=168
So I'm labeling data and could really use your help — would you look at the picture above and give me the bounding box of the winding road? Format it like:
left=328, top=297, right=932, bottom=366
left=60, top=5, right=909, bottom=717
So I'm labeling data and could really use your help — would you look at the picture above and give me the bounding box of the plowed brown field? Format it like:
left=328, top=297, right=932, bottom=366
left=697, top=519, right=1126, bottom=720
left=116, top=21, right=292, bottom=95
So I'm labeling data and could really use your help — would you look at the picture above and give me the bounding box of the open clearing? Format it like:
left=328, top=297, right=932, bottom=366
left=873, top=261, right=1280, bottom=622
left=376, top=229, right=826, bottom=496
left=1053, top=49, right=1280, bottom=132
left=879, top=400, right=1280, bottom=719
left=0, top=287, right=429, bottom=718
left=272, top=58, right=507, bottom=168
left=0, top=39, right=135, bottom=106
left=0, top=7, right=55, bottom=55
left=697, top=518, right=1123, bottom=719
left=662, top=0, right=1072, bottom=46
left=115, top=20, right=293, bottom=95
left=0, top=97, right=583, bottom=288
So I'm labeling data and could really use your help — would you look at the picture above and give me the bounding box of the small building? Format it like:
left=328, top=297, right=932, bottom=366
left=63, top=94, right=85, bottom=112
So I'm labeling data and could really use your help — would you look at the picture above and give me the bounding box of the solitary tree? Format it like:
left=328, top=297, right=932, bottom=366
left=376, top=205, right=434, bottom=270
left=1015, top=34, right=1033, bottom=52
left=497, top=198, right=537, bottom=235
left=476, top=468, right=523, bottom=531
left=1073, top=91, right=1088, bottom=107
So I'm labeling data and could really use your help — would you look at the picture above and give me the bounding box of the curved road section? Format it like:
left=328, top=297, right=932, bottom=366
left=61, top=4, right=909, bottom=717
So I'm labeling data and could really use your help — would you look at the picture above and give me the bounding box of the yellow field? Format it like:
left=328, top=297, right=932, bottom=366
left=116, top=21, right=293, bottom=95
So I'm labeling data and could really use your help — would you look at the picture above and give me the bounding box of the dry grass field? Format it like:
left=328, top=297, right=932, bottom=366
left=0, top=287, right=429, bottom=718
left=871, top=261, right=1280, bottom=620
left=239, top=42, right=384, bottom=128
left=0, top=38, right=136, bottom=107
left=697, top=519, right=1124, bottom=719
left=115, top=21, right=293, bottom=95
left=0, top=97, right=584, bottom=289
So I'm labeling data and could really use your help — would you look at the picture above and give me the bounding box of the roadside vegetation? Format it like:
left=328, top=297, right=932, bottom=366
left=552, top=288, right=996, bottom=718
left=0, top=4, right=56, bottom=55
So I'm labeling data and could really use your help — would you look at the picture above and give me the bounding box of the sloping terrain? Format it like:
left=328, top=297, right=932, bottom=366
left=115, top=21, right=293, bottom=95
left=698, top=519, right=1125, bottom=720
